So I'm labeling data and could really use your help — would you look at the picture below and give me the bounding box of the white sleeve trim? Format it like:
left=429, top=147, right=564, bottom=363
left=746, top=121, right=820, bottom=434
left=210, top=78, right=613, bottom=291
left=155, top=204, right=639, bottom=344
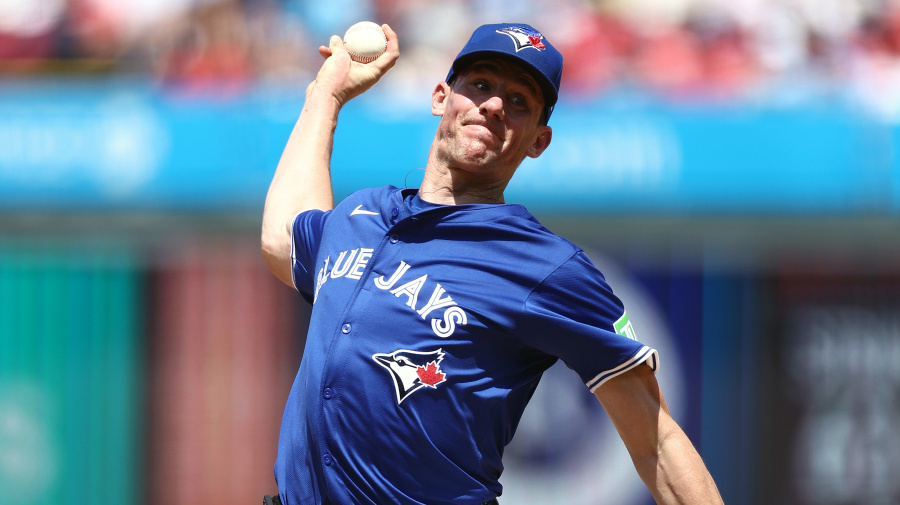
left=586, top=346, right=659, bottom=393
left=289, top=212, right=302, bottom=292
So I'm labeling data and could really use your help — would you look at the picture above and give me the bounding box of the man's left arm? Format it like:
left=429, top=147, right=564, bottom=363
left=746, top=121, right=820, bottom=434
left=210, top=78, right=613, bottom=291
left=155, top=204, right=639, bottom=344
left=593, top=365, right=723, bottom=505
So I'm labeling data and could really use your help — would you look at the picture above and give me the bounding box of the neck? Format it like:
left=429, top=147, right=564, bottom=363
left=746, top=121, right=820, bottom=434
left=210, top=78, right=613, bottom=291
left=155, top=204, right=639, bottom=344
left=417, top=165, right=507, bottom=205
left=418, top=146, right=513, bottom=205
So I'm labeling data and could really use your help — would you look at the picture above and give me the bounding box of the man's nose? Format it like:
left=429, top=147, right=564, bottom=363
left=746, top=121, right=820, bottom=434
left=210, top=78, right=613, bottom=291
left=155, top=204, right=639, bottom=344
left=479, top=95, right=505, bottom=119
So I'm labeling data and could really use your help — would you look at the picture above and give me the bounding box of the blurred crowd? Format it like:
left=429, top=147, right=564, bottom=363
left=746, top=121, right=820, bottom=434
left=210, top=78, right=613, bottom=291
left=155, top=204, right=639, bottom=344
left=1, top=0, right=899, bottom=115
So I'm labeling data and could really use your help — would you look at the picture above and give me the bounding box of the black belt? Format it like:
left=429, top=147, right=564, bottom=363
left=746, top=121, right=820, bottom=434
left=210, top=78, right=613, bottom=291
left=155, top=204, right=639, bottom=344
left=264, top=494, right=498, bottom=504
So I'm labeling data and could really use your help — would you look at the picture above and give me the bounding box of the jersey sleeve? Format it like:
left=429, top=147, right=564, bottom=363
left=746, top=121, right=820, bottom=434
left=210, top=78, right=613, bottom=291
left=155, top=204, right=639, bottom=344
left=290, top=209, right=330, bottom=302
left=521, top=251, right=659, bottom=392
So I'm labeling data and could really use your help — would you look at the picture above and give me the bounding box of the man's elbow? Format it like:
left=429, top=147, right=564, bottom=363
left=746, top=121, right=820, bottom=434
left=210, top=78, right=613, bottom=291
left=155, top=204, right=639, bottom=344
left=260, top=230, right=294, bottom=287
left=260, top=234, right=280, bottom=267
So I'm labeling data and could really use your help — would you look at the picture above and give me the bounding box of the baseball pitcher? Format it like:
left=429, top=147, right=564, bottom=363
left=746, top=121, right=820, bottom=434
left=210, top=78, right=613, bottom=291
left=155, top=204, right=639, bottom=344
left=260, top=22, right=723, bottom=505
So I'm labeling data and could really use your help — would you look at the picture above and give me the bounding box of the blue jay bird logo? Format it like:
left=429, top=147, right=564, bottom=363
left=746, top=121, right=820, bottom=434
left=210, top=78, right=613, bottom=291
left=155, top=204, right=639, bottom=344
left=496, top=26, right=546, bottom=51
left=373, top=349, right=447, bottom=404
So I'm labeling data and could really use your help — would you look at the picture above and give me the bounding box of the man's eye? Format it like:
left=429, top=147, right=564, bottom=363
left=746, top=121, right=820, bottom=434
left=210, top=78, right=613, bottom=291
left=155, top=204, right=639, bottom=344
left=474, top=81, right=489, bottom=91
left=510, top=95, right=527, bottom=107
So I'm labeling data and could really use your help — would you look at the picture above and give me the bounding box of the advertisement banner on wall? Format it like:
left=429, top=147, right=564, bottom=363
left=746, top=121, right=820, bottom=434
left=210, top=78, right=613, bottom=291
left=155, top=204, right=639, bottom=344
left=758, top=271, right=900, bottom=505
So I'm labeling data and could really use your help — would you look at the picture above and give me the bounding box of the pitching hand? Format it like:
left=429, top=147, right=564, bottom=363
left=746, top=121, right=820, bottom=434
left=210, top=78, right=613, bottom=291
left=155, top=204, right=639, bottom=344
left=306, top=24, right=400, bottom=106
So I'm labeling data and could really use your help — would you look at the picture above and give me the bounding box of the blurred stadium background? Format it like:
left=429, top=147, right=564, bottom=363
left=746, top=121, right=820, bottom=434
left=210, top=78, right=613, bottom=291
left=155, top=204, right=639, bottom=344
left=1, top=0, right=899, bottom=504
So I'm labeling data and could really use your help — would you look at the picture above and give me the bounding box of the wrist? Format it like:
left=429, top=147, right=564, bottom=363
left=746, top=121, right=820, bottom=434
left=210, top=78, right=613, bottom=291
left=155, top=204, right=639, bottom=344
left=303, top=85, right=344, bottom=118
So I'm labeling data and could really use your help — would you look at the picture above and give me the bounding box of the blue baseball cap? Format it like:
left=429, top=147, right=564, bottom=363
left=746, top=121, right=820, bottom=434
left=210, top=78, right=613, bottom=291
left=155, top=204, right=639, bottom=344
left=446, top=23, right=563, bottom=121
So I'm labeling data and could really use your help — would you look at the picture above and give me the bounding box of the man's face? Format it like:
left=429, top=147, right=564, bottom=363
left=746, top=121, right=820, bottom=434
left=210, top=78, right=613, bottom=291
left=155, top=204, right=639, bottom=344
left=430, top=57, right=552, bottom=184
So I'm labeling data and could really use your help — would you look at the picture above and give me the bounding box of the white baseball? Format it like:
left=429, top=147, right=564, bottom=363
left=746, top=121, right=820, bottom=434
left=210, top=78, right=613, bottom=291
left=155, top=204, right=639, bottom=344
left=342, top=21, right=387, bottom=63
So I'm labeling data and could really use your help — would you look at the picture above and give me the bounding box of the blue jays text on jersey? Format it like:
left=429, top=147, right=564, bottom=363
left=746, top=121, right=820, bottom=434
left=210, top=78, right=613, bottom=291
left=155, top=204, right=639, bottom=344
left=276, top=185, right=658, bottom=505
left=315, top=252, right=469, bottom=339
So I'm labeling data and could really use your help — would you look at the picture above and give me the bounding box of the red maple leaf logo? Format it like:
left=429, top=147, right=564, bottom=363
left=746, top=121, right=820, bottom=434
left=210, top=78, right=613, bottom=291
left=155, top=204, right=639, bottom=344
left=416, top=361, right=446, bottom=388
left=528, top=35, right=545, bottom=49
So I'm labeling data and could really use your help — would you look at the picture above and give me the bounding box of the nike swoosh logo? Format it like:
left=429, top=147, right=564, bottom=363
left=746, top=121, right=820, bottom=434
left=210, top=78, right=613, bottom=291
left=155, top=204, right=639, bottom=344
left=350, top=205, right=380, bottom=216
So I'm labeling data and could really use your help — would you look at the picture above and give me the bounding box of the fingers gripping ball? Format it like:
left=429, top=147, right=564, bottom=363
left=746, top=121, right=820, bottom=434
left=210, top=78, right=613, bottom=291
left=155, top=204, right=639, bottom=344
left=342, top=21, right=387, bottom=63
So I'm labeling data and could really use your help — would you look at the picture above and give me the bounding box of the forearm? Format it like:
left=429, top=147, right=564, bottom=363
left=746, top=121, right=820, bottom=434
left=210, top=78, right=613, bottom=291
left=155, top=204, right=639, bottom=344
left=260, top=88, right=341, bottom=285
left=596, top=366, right=722, bottom=505
left=635, top=422, right=723, bottom=505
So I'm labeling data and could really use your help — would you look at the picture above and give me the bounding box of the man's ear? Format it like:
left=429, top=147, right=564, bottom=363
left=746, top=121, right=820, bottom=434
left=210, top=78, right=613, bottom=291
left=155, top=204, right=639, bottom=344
left=432, top=81, right=450, bottom=117
left=526, top=126, right=552, bottom=158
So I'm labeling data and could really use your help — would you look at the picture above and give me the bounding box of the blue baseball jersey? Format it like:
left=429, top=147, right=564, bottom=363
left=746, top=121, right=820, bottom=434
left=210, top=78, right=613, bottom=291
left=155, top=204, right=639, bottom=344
left=275, top=185, right=658, bottom=505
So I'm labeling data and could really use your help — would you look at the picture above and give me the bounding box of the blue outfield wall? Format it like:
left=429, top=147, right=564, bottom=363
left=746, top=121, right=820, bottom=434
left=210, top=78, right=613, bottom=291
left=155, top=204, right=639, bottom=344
left=0, top=78, right=898, bottom=215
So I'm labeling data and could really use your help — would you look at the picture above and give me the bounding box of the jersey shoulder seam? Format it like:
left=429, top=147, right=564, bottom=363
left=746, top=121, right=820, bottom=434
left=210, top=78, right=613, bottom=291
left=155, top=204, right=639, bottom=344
left=521, top=248, right=583, bottom=312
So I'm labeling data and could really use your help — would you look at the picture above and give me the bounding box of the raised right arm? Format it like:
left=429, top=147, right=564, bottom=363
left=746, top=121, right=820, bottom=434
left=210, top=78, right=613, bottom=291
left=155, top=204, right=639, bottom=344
left=261, top=25, right=399, bottom=287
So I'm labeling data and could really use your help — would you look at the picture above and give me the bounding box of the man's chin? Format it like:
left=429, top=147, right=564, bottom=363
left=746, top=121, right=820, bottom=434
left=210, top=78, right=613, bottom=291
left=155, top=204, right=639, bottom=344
left=457, top=150, right=498, bottom=171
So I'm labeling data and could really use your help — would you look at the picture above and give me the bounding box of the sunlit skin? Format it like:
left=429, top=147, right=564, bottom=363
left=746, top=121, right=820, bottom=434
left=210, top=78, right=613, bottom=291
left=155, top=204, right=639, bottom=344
left=420, top=58, right=553, bottom=205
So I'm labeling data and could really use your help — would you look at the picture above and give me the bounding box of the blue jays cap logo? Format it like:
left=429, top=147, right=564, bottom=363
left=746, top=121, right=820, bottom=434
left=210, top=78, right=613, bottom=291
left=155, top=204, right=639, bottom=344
left=373, top=348, right=447, bottom=404
left=496, top=26, right=546, bottom=52
left=446, top=22, right=563, bottom=121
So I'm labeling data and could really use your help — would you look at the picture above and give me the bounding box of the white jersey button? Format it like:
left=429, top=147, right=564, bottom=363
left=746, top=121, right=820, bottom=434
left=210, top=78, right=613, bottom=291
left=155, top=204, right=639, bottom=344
left=341, top=323, right=351, bottom=334
left=389, top=234, right=399, bottom=243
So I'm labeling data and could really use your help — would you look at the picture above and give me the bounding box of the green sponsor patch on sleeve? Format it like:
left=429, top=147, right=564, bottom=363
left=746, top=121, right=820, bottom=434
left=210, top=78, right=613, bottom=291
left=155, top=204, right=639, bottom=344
left=614, top=311, right=637, bottom=340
